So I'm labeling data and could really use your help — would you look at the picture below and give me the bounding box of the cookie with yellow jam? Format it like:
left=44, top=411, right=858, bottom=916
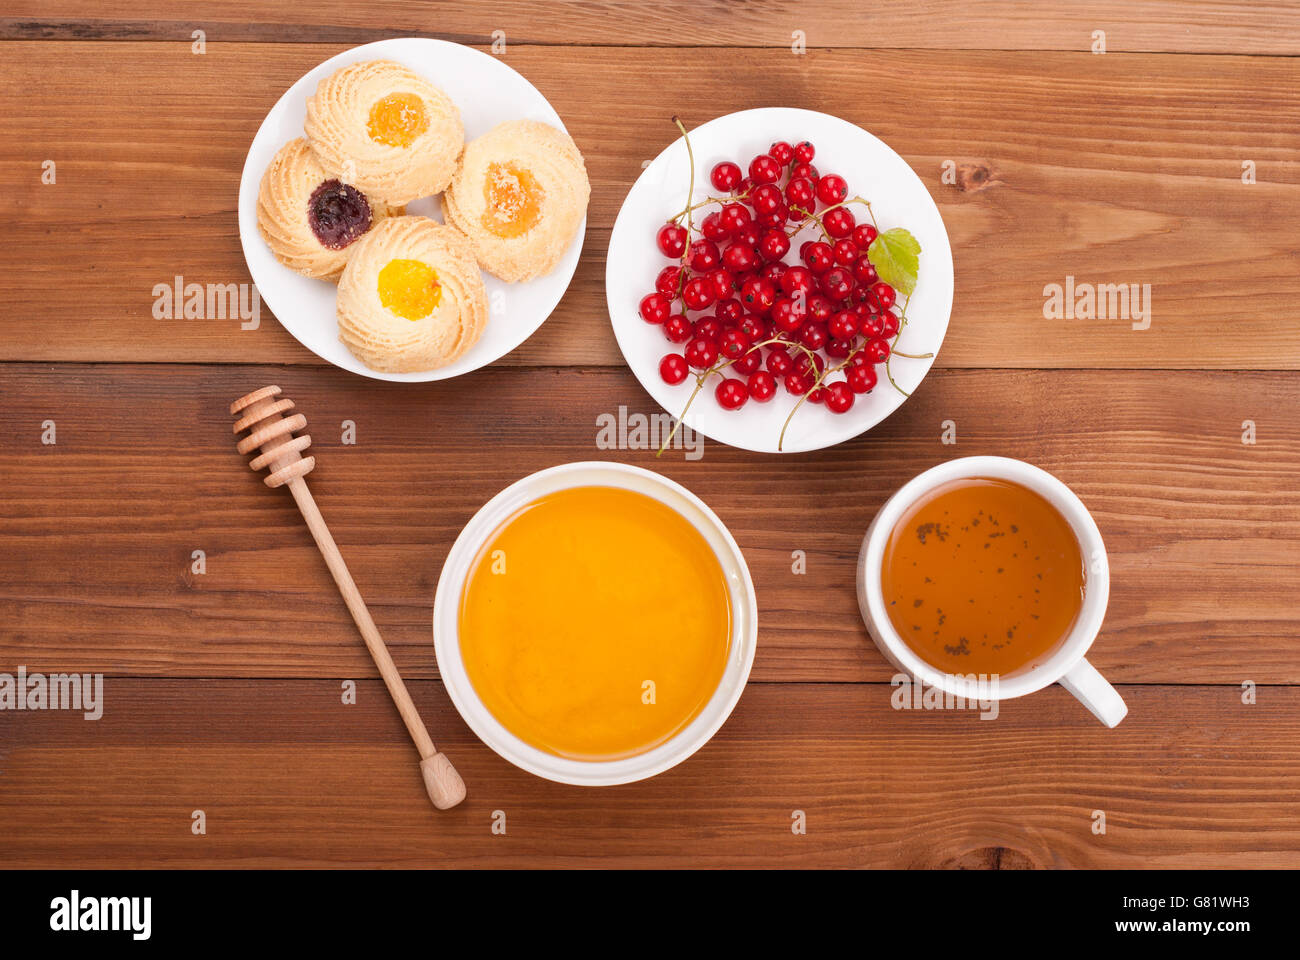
left=257, top=138, right=400, bottom=281
left=442, top=119, right=590, bottom=282
left=336, top=216, right=487, bottom=373
left=305, top=60, right=463, bottom=206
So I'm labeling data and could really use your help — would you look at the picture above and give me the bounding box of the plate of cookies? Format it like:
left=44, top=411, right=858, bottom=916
left=238, top=38, right=590, bottom=381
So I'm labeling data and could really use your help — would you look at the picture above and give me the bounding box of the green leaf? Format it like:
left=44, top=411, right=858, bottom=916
left=867, top=227, right=921, bottom=297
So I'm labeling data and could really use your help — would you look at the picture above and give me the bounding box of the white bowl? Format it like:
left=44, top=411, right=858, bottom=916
left=237, top=37, right=586, bottom=382
left=856, top=456, right=1127, bottom=726
left=606, top=107, right=954, bottom=453
left=432, top=462, right=759, bottom=784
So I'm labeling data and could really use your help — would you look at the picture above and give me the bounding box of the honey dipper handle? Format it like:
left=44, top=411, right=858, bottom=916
left=286, top=478, right=466, bottom=811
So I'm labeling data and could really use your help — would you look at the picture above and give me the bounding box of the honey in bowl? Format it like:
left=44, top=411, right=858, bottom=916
left=881, top=477, right=1085, bottom=676
left=457, top=486, right=731, bottom=762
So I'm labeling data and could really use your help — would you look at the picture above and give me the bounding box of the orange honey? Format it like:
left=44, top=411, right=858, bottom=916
left=881, top=477, right=1085, bottom=676
left=458, top=486, right=731, bottom=761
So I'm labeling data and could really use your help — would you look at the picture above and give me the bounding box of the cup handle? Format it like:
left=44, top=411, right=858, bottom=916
left=1058, top=657, right=1127, bottom=727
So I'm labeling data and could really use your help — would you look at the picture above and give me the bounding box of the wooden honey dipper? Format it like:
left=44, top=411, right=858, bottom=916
left=231, top=385, right=466, bottom=811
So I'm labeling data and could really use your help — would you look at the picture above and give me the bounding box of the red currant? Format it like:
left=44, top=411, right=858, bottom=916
left=682, top=276, right=716, bottom=311
left=865, top=338, right=891, bottom=363
left=747, top=370, right=776, bottom=402
left=733, top=224, right=761, bottom=248
left=802, top=241, right=834, bottom=274
left=701, top=211, right=730, bottom=242
left=857, top=313, right=884, bottom=339
left=732, top=349, right=762, bottom=376
left=766, top=348, right=793, bottom=375
left=719, top=202, right=752, bottom=234
left=663, top=314, right=693, bottom=343
left=769, top=297, right=801, bottom=333
left=639, top=292, right=670, bottom=324
left=758, top=205, right=789, bottom=228
left=784, top=373, right=812, bottom=396
left=829, top=310, right=858, bottom=339
left=715, top=378, right=749, bottom=410
left=826, top=381, right=854, bottom=413
left=705, top=267, right=733, bottom=300
left=740, top=277, right=777, bottom=313
left=684, top=336, right=719, bottom=369
left=760, top=261, right=787, bottom=284
left=833, top=238, right=858, bottom=266
left=710, top=161, right=742, bottom=193
left=880, top=313, right=900, bottom=338
left=847, top=363, right=877, bottom=393
left=738, top=314, right=766, bottom=341
left=715, top=296, right=743, bottom=322
left=721, top=243, right=757, bottom=274
left=749, top=183, right=783, bottom=216
left=749, top=154, right=782, bottom=185
left=659, top=353, right=689, bottom=385
left=790, top=161, right=819, bottom=183
left=872, top=281, right=897, bottom=310
left=823, top=207, right=856, bottom=238
left=780, top=265, right=815, bottom=298
left=816, top=174, right=848, bottom=206
left=793, top=141, right=815, bottom=164
left=655, top=265, right=682, bottom=297
left=807, top=386, right=827, bottom=404
left=719, top=327, right=750, bottom=359
left=688, top=238, right=720, bottom=272
left=853, top=256, right=879, bottom=286
left=798, top=320, right=828, bottom=351
left=826, top=338, right=852, bottom=359
left=768, top=141, right=795, bottom=166
left=807, top=293, right=835, bottom=322
left=852, top=223, right=879, bottom=248
left=694, top=316, right=723, bottom=342
left=736, top=176, right=757, bottom=198
left=785, top=177, right=816, bottom=213
left=758, top=228, right=790, bottom=262
left=656, top=221, right=688, bottom=257
left=820, top=266, right=855, bottom=301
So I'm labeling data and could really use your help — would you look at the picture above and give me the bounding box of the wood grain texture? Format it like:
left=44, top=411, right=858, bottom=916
left=1, top=363, right=1295, bottom=684
left=4, top=1, right=1299, bottom=54
left=2, top=680, right=1296, bottom=868
left=1, top=43, right=1297, bottom=369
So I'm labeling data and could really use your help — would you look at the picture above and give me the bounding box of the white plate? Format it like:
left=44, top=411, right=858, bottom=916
left=606, top=107, right=954, bottom=453
left=237, top=38, right=586, bottom=382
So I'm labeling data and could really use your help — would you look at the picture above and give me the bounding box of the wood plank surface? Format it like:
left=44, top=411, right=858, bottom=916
left=1, top=43, right=1298, bottom=369
left=2, top=363, right=1296, bottom=684
left=1, top=0, right=1297, bottom=873
left=2, top=680, right=1295, bottom=868
left=4, top=1, right=1299, bottom=54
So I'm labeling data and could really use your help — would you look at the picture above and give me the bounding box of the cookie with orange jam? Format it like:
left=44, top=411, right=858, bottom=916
left=336, top=216, right=487, bottom=373
left=257, top=139, right=400, bottom=281
left=305, top=60, right=463, bottom=206
left=442, top=120, right=590, bottom=282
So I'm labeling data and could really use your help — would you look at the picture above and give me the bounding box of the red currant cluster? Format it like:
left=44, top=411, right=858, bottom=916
left=641, top=133, right=907, bottom=434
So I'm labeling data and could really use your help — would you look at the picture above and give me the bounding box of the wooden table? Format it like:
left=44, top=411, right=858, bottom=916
left=2, top=1, right=1297, bottom=869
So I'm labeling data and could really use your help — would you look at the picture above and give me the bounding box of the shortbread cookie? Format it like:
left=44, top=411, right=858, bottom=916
left=442, top=119, right=590, bottom=282
left=305, top=60, right=464, bottom=206
left=336, top=216, right=488, bottom=373
left=257, top=138, right=399, bottom=281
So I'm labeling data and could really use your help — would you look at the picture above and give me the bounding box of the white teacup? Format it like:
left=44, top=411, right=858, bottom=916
left=856, top=456, right=1127, bottom=727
